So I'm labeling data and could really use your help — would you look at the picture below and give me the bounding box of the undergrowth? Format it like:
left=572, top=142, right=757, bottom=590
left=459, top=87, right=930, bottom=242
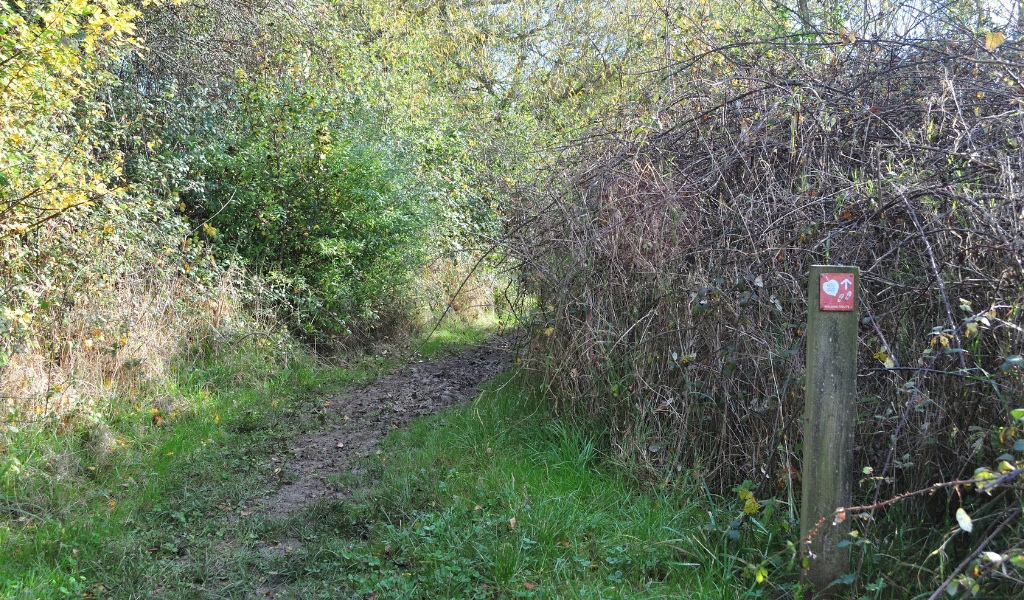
left=0, top=330, right=402, bottom=598
left=2, top=315, right=984, bottom=598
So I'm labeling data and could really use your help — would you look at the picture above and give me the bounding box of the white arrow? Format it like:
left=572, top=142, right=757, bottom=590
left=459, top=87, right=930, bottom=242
left=840, top=279, right=852, bottom=290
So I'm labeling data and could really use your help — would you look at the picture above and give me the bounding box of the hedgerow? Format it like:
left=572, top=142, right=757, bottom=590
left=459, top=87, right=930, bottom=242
left=511, top=18, right=1024, bottom=598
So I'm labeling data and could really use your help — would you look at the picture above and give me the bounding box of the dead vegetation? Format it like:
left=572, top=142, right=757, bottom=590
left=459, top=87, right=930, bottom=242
left=0, top=213, right=297, bottom=430
left=509, top=31, right=1024, bottom=575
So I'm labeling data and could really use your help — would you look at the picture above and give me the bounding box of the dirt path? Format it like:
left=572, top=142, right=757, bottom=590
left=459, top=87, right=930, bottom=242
left=255, top=339, right=512, bottom=516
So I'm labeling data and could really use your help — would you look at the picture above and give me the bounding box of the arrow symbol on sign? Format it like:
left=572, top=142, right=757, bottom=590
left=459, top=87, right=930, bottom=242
left=841, top=279, right=852, bottom=290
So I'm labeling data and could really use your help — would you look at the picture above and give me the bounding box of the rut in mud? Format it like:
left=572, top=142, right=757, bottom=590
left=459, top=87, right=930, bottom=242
left=255, top=339, right=512, bottom=516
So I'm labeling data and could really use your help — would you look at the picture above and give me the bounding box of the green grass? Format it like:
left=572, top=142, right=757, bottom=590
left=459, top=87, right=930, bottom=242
left=244, top=371, right=802, bottom=599
left=0, top=323, right=803, bottom=599
left=0, top=329, right=419, bottom=598
left=414, top=312, right=502, bottom=359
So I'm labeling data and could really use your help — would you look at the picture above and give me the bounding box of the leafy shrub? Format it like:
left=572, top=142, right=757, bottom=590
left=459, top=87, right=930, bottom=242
left=186, top=76, right=428, bottom=342
left=0, top=0, right=140, bottom=237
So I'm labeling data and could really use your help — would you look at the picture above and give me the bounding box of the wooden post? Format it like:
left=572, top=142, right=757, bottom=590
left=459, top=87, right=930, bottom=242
left=801, top=265, right=858, bottom=597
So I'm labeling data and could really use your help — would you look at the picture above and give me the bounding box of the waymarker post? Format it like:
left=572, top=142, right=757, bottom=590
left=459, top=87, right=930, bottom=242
left=801, top=265, right=859, bottom=597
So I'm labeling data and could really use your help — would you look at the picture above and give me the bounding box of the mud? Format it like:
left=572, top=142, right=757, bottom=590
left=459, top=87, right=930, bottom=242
left=254, top=339, right=512, bottom=517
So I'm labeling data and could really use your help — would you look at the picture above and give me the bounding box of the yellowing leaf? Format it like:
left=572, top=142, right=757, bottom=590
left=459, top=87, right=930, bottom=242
left=956, top=507, right=973, bottom=532
left=986, top=31, right=1005, bottom=52
left=543, top=327, right=554, bottom=336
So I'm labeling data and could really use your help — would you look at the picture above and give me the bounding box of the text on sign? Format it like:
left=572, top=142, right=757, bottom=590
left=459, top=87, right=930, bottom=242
left=819, top=273, right=854, bottom=311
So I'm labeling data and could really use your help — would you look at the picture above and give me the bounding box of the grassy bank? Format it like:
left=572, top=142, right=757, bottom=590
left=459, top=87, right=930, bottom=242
left=0, top=317, right=492, bottom=598
left=2, top=319, right=802, bottom=599
left=0, top=334, right=376, bottom=597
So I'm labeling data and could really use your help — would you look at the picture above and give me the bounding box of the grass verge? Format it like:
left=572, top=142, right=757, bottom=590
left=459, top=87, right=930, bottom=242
left=249, top=371, right=801, bottom=599
left=0, top=321, right=801, bottom=599
left=0, top=326, right=421, bottom=598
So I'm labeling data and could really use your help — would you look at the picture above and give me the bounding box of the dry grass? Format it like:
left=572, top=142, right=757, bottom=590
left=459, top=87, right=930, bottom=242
left=0, top=208, right=288, bottom=431
left=4, top=272, right=226, bottom=419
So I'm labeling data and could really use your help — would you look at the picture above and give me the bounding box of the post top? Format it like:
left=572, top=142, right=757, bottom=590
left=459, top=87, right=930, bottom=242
left=810, top=264, right=859, bottom=272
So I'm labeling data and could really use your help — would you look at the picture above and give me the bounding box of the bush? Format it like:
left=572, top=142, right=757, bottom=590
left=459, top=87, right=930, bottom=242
left=512, top=29, right=1024, bottom=596
left=187, top=77, right=428, bottom=343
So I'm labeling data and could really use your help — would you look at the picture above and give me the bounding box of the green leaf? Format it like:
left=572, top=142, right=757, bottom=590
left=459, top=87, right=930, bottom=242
left=956, top=508, right=973, bottom=533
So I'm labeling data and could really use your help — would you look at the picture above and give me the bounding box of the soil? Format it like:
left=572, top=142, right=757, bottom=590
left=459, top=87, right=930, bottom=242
left=254, top=339, right=512, bottom=517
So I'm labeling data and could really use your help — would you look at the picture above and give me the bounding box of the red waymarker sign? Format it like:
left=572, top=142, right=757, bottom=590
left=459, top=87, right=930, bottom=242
left=819, top=273, right=854, bottom=311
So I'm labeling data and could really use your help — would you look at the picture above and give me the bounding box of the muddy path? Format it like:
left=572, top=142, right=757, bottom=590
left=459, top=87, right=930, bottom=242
left=254, top=339, right=512, bottom=517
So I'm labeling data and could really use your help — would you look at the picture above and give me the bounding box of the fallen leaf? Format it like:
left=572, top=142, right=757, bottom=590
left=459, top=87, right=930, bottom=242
left=376, top=449, right=382, bottom=455
left=509, top=517, right=516, bottom=530
left=523, top=583, right=534, bottom=589
left=336, top=442, right=344, bottom=448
